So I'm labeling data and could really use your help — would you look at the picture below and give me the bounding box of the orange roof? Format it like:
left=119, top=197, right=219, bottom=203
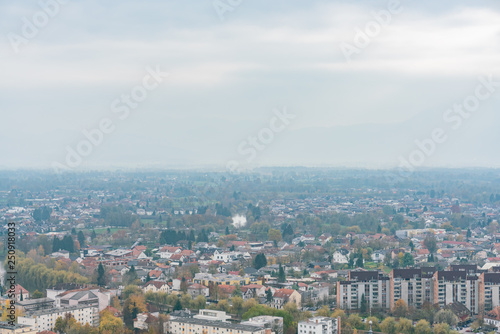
left=274, top=288, right=295, bottom=298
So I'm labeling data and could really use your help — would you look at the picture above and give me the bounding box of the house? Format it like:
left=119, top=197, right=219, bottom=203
left=143, top=281, right=171, bottom=294
left=485, top=307, right=500, bottom=331
left=271, top=289, right=301, bottom=309
left=134, top=312, right=162, bottom=331
left=371, top=251, right=386, bottom=263
left=331, top=252, right=348, bottom=264
left=157, top=246, right=182, bottom=259
left=13, top=285, right=30, bottom=302
left=187, top=284, right=209, bottom=298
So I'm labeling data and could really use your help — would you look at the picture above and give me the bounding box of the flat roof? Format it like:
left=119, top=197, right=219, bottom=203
left=171, top=317, right=263, bottom=332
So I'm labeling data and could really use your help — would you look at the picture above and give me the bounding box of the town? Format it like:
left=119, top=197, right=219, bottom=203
left=2, top=169, right=500, bottom=334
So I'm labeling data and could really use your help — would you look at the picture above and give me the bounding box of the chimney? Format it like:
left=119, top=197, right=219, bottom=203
left=316, top=320, right=318, bottom=324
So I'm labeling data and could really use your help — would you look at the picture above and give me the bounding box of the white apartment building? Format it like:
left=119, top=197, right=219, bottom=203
left=298, top=317, right=338, bottom=334
left=337, top=271, right=390, bottom=310
left=18, top=305, right=98, bottom=332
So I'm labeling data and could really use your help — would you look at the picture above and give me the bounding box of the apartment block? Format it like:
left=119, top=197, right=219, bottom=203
left=169, top=317, right=266, bottom=334
left=389, top=268, right=435, bottom=310
left=298, top=317, right=339, bottom=334
left=337, top=271, right=390, bottom=310
left=17, top=305, right=98, bottom=332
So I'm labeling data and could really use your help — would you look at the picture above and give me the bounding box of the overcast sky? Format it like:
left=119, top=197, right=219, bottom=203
left=1, top=0, right=500, bottom=171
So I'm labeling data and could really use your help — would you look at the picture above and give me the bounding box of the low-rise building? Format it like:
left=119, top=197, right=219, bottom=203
left=0, top=322, right=36, bottom=334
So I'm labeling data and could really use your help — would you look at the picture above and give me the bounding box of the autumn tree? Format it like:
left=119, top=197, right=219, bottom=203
left=393, top=299, right=408, bottom=318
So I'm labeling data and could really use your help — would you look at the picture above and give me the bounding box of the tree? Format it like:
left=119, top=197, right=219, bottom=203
left=254, top=253, right=267, bottom=269
left=232, top=296, right=244, bottom=315
left=194, top=295, right=207, bottom=309
left=77, top=231, right=86, bottom=248
left=402, top=253, right=415, bottom=267
left=278, top=264, right=286, bottom=283
left=432, top=323, right=450, bottom=334
left=317, top=305, right=330, bottom=317
left=347, top=313, right=362, bottom=329
left=268, top=228, right=282, bottom=242
left=99, top=310, right=124, bottom=333
left=356, top=256, right=364, bottom=268
left=173, top=298, right=182, bottom=311
left=393, top=299, right=408, bottom=318
left=380, top=317, right=396, bottom=334
left=32, top=290, right=43, bottom=299
left=414, top=319, right=432, bottom=334
left=97, top=263, right=106, bottom=287
left=266, top=288, right=273, bottom=303
left=434, top=309, right=458, bottom=327
left=91, top=229, right=97, bottom=240
left=396, top=318, right=413, bottom=334
left=360, top=294, right=367, bottom=314
left=424, top=233, right=437, bottom=254
left=232, top=284, right=242, bottom=297
left=123, top=294, right=147, bottom=328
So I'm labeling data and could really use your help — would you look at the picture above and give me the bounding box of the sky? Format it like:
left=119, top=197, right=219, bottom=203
left=1, top=0, right=500, bottom=171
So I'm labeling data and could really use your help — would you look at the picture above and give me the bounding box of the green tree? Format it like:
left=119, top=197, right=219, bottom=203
left=402, top=253, right=415, bottom=267
left=97, top=263, right=106, bottom=287
left=32, top=290, right=43, bottom=299
left=433, top=323, right=450, bottom=334
left=397, top=318, right=413, bottom=334
left=278, top=264, right=286, bottom=283
left=77, top=231, right=86, bottom=248
left=434, top=309, right=458, bottom=327
left=347, top=314, right=362, bottom=329
left=380, top=317, right=396, bottom=334
left=414, top=319, right=432, bottom=334
left=254, top=253, right=267, bottom=269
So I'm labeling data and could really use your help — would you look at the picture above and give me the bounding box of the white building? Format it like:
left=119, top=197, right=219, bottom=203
left=298, top=317, right=338, bottom=334
left=331, top=252, right=348, bottom=264
left=194, top=309, right=231, bottom=322
left=242, top=316, right=283, bottom=334
left=18, top=305, right=98, bottom=332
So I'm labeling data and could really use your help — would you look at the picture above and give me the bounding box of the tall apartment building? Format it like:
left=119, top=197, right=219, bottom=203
left=432, top=271, right=479, bottom=314
left=479, top=273, right=500, bottom=314
left=389, top=268, right=435, bottom=310
left=337, top=271, right=390, bottom=310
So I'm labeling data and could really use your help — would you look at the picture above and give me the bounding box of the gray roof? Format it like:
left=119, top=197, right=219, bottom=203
left=171, top=317, right=263, bottom=332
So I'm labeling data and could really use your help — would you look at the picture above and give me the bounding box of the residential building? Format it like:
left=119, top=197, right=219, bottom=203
left=337, top=271, right=390, bottom=310
left=18, top=305, right=98, bottom=332
left=298, top=317, right=339, bottom=334
left=241, top=316, right=283, bottom=334
left=0, top=322, right=35, bottom=334
left=169, top=317, right=266, bottom=334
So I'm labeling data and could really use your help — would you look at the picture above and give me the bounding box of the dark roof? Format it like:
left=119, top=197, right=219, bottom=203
left=450, top=264, right=478, bottom=273
left=392, top=268, right=422, bottom=279
left=349, top=271, right=382, bottom=282
left=436, top=271, right=466, bottom=281
left=483, top=273, right=500, bottom=284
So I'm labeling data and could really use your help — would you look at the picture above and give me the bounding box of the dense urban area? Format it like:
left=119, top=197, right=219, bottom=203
left=3, top=168, right=500, bottom=334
